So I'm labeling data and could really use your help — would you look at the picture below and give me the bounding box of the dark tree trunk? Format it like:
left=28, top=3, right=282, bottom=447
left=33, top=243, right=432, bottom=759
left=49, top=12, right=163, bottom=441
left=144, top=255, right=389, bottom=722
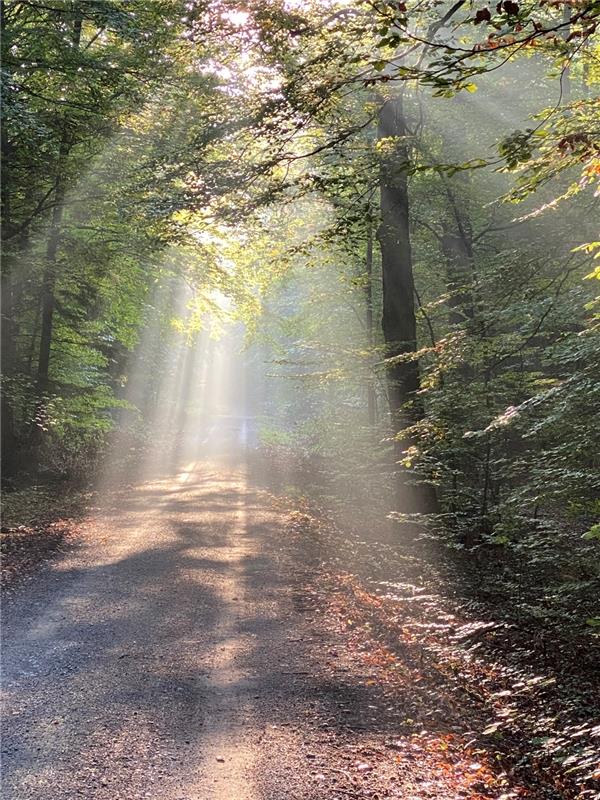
left=36, top=193, right=65, bottom=398
left=1, top=265, right=18, bottom=479
left=377, top=96, right=434, bottom=514
left=441, top=183, right=475, bottom=326
left=377, top=97, right=419, bottom=416
left=26, top=293, right=42, bottom=375
left=440, top=231, right=475, bottom=326
left=1, top=101, right=18, bottom=478
left=31, top=9, right=82, bottom=468
left=365, top=221, right=377, bottom=425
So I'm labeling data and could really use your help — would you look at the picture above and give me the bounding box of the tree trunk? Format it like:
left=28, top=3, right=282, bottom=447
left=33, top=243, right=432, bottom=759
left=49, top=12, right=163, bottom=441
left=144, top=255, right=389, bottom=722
left=1, top=99, right=18, bottom=478
left=31, top=9, right=82, bottom=468
left=1, top=265, right=18, bottom=479
left=365, top=220, right=377, bottom=425
left=36, top=193, right=66, bottom=398
left=440, top=183, right=475, bottom=326
left=377, top=97, right=419, bottom=416
left=377, top=96, right=433, bottom=514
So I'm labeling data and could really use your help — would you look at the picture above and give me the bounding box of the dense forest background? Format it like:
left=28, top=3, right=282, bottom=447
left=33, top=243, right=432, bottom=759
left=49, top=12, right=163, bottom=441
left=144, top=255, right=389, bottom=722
left=1, top=1, right=599, bottom=788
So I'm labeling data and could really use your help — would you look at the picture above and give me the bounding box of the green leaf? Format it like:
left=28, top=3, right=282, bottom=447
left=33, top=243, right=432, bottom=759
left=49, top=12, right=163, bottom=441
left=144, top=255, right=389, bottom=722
left=581, top=524, right=600, bottom=541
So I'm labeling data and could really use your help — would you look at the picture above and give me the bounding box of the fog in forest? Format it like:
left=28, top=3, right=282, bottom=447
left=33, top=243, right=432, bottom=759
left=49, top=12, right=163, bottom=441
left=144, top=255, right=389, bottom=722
left=2, top=2, right=598, bottom=798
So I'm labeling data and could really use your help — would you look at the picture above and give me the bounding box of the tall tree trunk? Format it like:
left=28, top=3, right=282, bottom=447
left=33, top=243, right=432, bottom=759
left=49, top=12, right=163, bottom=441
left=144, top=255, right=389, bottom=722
left=26, top=293, right=42, bottom=375
left=377, top=96, right=419, bottom=414
left=1, top=95, right=19, bottom=478
left=1, top=270, right=18, bottom=479
left=377, top=96, right=432, bottom=514
left=36, top=189, right=66, bottom=398
left=31, top=8, right=82, bottom=468
left=365, top=220, right=377, bottom=425
left=440, top=185, right=475, bottom=326
left=1, top=2, right=17, bottom=475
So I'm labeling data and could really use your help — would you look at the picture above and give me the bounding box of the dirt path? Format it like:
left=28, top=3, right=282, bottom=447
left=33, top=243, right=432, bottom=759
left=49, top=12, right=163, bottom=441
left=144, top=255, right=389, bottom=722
left=2, top=463, right=322, bottom=799
left=6, top=458, right=588, bottom=800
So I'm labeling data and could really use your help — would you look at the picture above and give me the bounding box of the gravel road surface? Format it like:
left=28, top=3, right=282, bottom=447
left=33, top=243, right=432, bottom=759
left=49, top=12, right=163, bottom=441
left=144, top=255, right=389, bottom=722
left=2, top=461, right=327, bottom=799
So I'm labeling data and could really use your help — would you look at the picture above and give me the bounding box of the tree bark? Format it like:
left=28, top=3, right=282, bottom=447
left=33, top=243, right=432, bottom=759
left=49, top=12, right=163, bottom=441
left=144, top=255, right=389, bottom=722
left=365, top=219, right=377, bottom=425
left=31, top=8, right=82, bottom=467
left=439, top=182, right=476, bottom=326
left=377, top=97, right=419, bottom=422
left=36, top=190, right=66, bottom=397
left=1, top=11, right=18, bottom=478
left=377, top=96, right=433, bottom=514
left=1, top=269, right=18, bottom=479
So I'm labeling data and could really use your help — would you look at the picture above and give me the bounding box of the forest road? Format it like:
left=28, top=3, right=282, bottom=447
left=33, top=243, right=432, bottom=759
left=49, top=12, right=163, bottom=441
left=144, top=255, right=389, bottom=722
left=1, top=461, right=328, bottom=800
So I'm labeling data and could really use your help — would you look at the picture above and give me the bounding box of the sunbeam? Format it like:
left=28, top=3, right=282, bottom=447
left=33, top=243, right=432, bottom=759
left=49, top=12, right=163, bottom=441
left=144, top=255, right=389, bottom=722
left=2, top=2, right=598, bottom=799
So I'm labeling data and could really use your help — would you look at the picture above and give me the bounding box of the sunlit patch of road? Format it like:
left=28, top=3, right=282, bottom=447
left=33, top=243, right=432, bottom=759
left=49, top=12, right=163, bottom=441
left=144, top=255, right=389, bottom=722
left=1, top=456, right=309, bottom=799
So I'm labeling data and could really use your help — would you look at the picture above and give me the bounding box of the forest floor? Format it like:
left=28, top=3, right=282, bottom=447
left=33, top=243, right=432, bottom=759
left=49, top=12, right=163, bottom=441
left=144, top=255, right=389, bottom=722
left=1, top=484, right=89, bottom=590
left=1, top=459, right=598, bottom=800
